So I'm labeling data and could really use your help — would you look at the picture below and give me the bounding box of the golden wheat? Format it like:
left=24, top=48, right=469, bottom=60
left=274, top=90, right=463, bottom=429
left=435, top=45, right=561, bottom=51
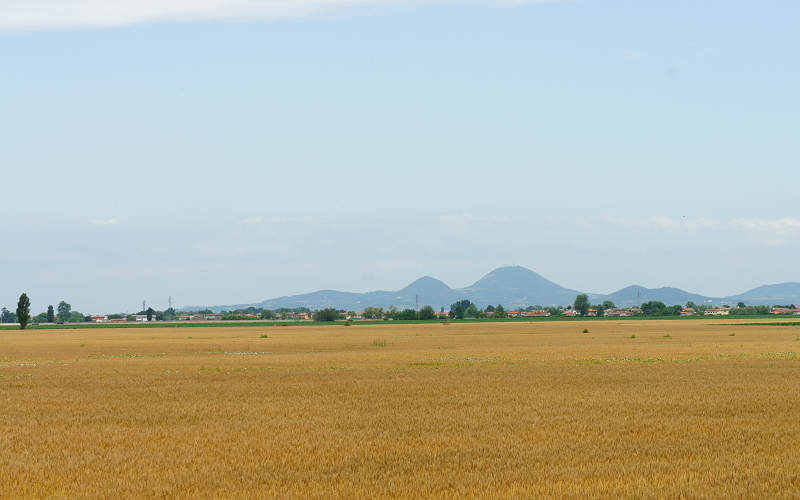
left=1, top=319, right=799, bottom=498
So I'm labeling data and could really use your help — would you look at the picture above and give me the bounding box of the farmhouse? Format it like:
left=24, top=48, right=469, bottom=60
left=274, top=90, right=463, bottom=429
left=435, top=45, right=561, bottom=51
left=562, top=310, right=579, bottom=317
left=680, top=308, right=695, bottom=316
left=521, top=310, right=550, bottom=317
left=205, top=313, right=223, bottom=320
left=704, top=308, right=730, bottom=316
left=604, top=309, right=633, bottom=317
left=134, top=314, right=154, bottom=322
left=89, top=315, right=108, bottom=323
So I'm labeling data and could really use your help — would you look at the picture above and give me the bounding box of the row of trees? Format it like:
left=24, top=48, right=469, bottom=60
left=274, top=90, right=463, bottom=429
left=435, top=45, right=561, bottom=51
left=572, top=294, right=779, bottom=317
left=1, top=299, right=91, bottom=327
left=0, top=294, right=32, bottom=329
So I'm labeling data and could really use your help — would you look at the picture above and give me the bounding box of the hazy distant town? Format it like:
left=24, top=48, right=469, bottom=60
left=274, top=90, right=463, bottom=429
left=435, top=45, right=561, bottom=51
left=3, top=294, right=799, bottom=329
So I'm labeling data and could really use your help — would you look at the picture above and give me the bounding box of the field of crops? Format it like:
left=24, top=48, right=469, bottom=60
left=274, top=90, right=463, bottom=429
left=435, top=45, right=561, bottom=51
left=2, top=319, right=800, bottom=497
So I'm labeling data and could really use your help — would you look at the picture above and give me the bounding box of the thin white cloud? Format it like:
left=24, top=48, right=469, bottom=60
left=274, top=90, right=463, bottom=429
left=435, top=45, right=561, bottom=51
left=647, top=215, right=674, bottom=228
left=622, top=48, right=644, bottom=61
left=0, top=0, right=559, bottom=30
left=734, top=217, right=800, bottom=233
left=238, top=217, right=264, bottom=225
left=90, top=218, right=120, bottom=226
left=642, top=216, right=800, bottom=243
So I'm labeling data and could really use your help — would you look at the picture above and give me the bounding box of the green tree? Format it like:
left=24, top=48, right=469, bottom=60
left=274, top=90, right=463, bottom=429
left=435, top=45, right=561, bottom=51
left=737, top=301, right=746, bottom=308
left=601, top=300, right=616, bottom=309
left=418, top=305, right=436, bottom=320
left=260, top=309, right=276, bottom=320
left=0, top=307, right=16, bottom=323
left=485, top=305, right=495, bottom=313
left=465, top=304, right=479, bottom=318
left=145, top=307, right=156, bottom=321
left=641, top=301, right=667, bottom=316
left=398, top=309, right=418, bottom=320
left=314, top=308, right=339, bottom=321
left=665, top=304, right=682, bottom=315
left=57, top=301, right=71, bottom=322
left=163, top=307, right=176, bottom=321
left=384, top=306, right=398, bottom=320
left=16, top=293, right=31, bottom=330
left=362, top=307, right=383, bottom=320
left=573, top=294, right=590, bottom=316
left=492, top=305, right=506, bottom=319
left=47, top=305, right=55, bottom=323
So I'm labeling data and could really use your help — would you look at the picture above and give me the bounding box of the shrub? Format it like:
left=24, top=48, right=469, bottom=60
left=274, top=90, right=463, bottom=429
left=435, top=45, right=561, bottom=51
left=260, top=334, right=268, bottom=338
left=582, top=328, right=589, bottom=334
left=343, top=320, right=352, bottom=327
left=441, top=316, right=451, bottom=325
left=729, top=333, right=736, bottom=336
left=372, top=339, right=387, bottom=347
left=630, top=334, right=636, bottom=339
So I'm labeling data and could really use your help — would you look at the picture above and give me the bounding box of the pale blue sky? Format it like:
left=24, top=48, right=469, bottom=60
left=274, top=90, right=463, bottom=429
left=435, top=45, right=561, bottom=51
left=1, top=0, right=798, bottom=313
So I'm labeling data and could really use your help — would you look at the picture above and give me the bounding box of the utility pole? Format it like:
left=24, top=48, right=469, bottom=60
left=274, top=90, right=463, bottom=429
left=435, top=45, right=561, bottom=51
left=415, top=294, right=419, bottom=311
left=142, top=300, right=146, bottom=313
left=168, top=296, right=172, bottom=310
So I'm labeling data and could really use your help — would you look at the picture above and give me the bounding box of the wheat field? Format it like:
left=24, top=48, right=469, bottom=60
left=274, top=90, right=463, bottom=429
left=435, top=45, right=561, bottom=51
left=2, top=319, right=800, bottom=498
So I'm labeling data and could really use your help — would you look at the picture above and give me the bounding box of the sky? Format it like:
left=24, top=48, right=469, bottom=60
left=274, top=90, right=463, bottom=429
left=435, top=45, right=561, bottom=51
left=1, top=0, right=798, bottom=314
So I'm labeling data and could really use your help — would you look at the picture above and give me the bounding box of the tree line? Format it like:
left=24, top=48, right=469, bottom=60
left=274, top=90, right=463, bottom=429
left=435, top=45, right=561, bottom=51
left=2, top=292, right=792, bottom=330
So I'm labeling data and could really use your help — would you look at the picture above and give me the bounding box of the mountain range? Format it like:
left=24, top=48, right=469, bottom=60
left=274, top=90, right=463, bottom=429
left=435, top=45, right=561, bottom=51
left=184, top=266, right=800, bottom=312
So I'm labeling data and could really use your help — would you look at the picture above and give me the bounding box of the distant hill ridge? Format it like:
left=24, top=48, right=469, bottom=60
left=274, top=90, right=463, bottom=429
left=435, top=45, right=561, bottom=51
left=183, top=266, right=800, bottom=312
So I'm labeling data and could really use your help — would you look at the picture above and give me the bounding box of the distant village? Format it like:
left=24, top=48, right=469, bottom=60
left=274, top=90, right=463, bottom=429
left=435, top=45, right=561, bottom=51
left=3, top=297, right=799, bottom=326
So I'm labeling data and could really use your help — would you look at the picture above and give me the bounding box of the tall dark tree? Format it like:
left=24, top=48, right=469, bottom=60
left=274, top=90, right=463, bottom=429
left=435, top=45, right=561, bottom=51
left=47, top=305, right=55, bottom=323
left=16, top=293, right=31, bottom=330
left=146, top=307, right=156, bottom=321
left=418, top=305, right=436, bottom=320
left=492, top=305, right=506, bottom=318
left=573, top=294, right=590, bottom=316
left=57, top=301, right=71, bottom=322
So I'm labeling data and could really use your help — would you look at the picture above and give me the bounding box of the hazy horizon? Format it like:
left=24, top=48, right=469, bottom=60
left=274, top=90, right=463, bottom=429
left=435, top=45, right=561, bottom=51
left=2, top=1, right=798, bottom=314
